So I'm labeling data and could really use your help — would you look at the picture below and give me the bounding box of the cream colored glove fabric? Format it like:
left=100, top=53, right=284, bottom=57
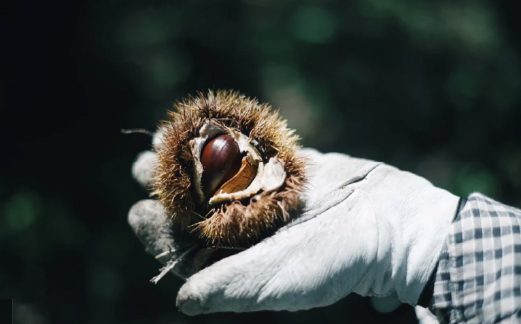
left=129, top=140, right=459, bottom=318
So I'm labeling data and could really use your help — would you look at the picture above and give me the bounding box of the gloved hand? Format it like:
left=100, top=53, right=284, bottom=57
left=128, top=134, right=460, bottom=316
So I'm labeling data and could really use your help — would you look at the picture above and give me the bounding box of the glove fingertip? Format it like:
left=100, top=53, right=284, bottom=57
left=132, top=150, right=157, bottom=188
left=128, top=200, right=164, bottom=235
left=177, top=283, right=204, bottom=316
left=152, top=127, right=166, bottom=147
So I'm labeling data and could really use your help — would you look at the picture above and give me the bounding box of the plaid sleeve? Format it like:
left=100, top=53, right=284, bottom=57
left=430, top=193, right=521, bottom=324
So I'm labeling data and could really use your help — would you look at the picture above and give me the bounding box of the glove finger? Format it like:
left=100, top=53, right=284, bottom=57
left=176, top=189, right=378, bottom=315
left=132, top=150, right=157, bottom=188
left=128, top=199, right=198, bottom=279
left=152, top=126, right=166, bottom=147
left=131, top=127, right=165, bottom=188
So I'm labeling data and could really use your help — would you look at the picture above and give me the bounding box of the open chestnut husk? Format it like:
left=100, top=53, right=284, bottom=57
left=152, top=90, right=306, bottom=247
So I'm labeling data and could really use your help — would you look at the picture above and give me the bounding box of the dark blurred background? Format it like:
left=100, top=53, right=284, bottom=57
left=3, top=0, right=521, bottom=323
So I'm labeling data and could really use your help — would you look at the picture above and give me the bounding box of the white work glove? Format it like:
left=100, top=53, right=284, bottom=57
left=128, top=135, right=459, bottom=318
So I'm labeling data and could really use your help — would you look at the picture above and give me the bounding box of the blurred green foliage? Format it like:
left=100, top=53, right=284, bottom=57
left=3, top=0, right=521, bottom=323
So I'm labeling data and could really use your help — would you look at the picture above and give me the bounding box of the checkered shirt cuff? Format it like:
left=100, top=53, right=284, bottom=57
left=430, top=193, right=521, bottom=323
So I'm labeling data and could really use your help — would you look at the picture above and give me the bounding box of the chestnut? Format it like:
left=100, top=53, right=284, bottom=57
left=200, top=134, right=242, bottom=198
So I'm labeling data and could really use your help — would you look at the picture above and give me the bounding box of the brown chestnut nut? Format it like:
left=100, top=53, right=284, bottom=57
left=200, top=134, right=242, bottom=198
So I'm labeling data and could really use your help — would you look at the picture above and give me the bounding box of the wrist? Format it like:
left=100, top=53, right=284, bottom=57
left=350, top=164, right=461, bottom=305
left=390, top=187, right=460, bottom=304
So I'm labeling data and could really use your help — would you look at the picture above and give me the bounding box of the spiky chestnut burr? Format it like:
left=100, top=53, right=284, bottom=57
left=152, top=90, right=306, bottom=247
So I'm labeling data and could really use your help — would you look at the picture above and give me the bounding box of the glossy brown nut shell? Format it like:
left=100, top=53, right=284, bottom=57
left=200, top=135, right=242, bottom=198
